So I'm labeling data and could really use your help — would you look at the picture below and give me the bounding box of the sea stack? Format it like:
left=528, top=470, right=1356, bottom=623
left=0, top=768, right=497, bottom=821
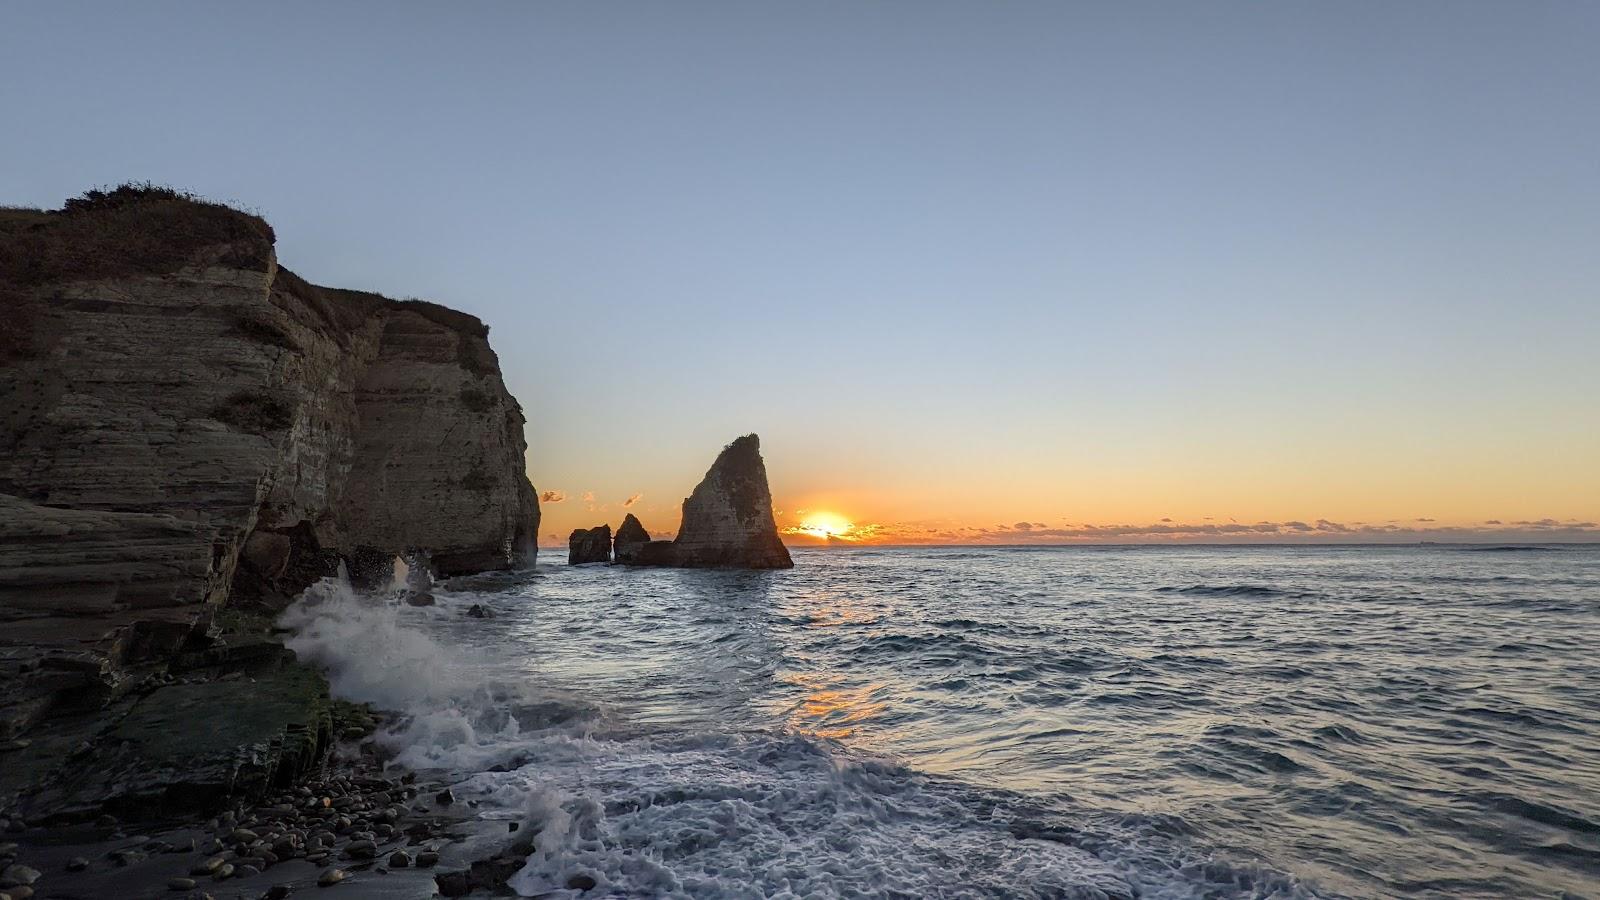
left=624, top=434, right=793, bottom=569
left=568, top=525, right=612, bottom=565
left=613, top=514, right=651, bottom=563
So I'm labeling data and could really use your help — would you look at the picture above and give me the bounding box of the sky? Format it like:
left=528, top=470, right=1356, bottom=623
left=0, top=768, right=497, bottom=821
left=2, top=2, right=1597, bottom=545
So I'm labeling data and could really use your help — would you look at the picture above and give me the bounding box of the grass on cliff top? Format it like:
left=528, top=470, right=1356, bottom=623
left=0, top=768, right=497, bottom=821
left=2, top=182, right=491, bottom=362
left=272, top=265, right=490, bottom=341
left=0, top=183, right=276, bottom=290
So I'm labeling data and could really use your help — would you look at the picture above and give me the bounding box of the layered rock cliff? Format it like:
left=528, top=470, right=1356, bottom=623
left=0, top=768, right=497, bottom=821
left=0, top=188, right=539, bottom=758
left=624, top=434, right=793, bottom=569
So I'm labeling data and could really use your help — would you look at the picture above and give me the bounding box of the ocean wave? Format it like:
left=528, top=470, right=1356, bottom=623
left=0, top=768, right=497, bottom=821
left=1154, top=584, right=1314, bottom=599
left=277, top=574, right=1328, bottom=899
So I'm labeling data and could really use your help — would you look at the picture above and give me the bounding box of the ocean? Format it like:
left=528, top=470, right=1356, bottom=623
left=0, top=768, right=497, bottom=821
left=280, top=545, right=1600, bottom=899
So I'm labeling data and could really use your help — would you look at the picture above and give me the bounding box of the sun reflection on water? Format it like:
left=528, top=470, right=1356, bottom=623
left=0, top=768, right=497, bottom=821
left=778, top=673, right=889, bottom=740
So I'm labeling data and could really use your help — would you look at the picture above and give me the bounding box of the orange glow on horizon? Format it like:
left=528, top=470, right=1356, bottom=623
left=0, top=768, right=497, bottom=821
left=786, top=511, right=859, bottom=541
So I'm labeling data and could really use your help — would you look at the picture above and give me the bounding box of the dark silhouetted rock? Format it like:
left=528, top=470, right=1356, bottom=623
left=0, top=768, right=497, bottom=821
left=568, top=525, right=612, bottom=565
left=622, top=434, right=792, bottom=569
left=613, top=514, right=651, bottom=563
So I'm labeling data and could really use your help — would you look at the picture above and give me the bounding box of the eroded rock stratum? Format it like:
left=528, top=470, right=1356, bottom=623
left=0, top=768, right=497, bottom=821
left=0, top=189, right=540, bottom=791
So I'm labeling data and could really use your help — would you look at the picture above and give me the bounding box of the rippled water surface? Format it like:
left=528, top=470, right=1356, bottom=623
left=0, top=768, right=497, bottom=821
left=286, top=545, right=1600, bottom=898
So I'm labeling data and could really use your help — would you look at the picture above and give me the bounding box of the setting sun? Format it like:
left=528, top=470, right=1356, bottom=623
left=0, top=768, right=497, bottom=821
left=790, top=512, right=856, bottom=541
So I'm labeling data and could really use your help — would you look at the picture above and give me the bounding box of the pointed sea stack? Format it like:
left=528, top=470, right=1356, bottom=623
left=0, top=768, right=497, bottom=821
left=568, top=525, right=612, bottom=565
left=625, top=434, right=793, bottom=569
left=613, top=513, right=651, bottom=564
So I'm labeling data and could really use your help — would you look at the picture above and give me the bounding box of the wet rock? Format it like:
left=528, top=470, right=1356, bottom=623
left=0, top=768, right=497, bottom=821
left=434, top=871, right=470, bottom=897
left=568, top=525, right=612, bottom=565
left=434, top=789, right=454, bottom=806
left=344, top=840, right=376, bottom=859
left=265, top=886, right=293, bottom=899
left=316, top=867, right=347, bottom=887
left=211, top=863, right=235, bottom=880
left=168, top=877, right=197, bottom=891
left=388, top=850, right=410, bottom=868
left=0, top=865, right=40, bottom=887
left=415, top=851, right=439, bottom=868
left=465, top=603, right=492, bottom=619
left=15, top=664, right=335, bottom=822
left=568, top=873, right=598, bottom=891
left=65, top=856, right=88, bottom=872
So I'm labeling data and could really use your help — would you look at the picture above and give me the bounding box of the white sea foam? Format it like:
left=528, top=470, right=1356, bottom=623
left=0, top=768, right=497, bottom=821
left=278, top=574, right=1319, bottom=900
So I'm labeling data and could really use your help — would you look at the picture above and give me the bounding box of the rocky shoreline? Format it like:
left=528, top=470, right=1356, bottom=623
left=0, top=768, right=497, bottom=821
left=0, top=702, right=548, bottom=900
left=2, top=187, right=796, bottom=897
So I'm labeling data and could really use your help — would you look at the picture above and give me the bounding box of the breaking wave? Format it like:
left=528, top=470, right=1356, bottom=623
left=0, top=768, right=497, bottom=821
left=278, top=544, right=1600, bottom=898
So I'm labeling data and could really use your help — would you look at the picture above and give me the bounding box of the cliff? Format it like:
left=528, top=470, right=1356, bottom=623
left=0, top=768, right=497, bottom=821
left=0, top=187, right=539, bottom=808
left=623, top=434, right=792, bottom=569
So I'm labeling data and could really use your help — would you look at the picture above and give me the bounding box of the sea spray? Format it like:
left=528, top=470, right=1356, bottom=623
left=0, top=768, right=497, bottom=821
left=272, top=558, right=1344, bottom=899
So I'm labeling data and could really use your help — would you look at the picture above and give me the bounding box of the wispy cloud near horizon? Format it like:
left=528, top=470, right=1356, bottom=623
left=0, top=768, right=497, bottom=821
left=779, top=517, right=1600, bottom=546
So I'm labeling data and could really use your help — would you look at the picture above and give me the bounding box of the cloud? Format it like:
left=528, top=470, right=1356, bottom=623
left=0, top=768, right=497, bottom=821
left=539, top=490, right=566, bottom=503
left=581, top=491, right=595, bottom=503
left=1416, top=517, right=1435, bottom=523
left=1013, top=522, right=1034, bottom=531
left=623, top=493, right=643, bottom=508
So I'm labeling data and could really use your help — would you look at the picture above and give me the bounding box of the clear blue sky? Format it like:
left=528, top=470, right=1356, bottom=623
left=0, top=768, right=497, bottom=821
left=3, top=2, right=1597, bottom=542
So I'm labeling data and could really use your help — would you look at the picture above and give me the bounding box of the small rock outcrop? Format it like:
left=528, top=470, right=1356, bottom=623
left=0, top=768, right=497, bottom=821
left=568, top=525, right=612, bottom=565
left=621, top=434, right=792, bottom=569
left=613, top=514, right=651, bottom=563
